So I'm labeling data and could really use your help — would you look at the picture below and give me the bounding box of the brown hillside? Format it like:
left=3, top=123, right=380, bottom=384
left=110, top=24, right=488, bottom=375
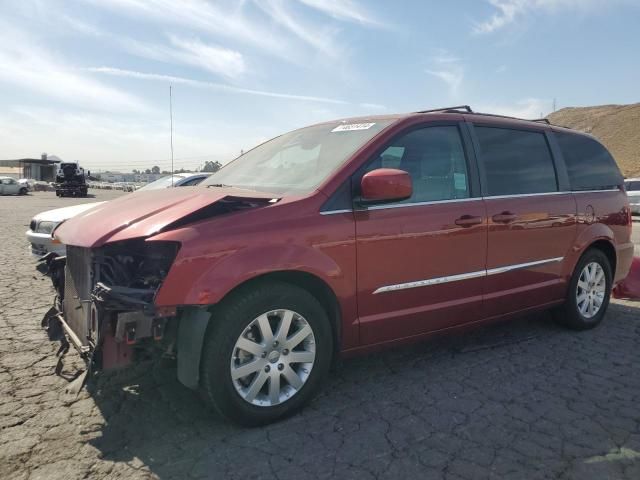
left=547, top=103, right=640, bottom=178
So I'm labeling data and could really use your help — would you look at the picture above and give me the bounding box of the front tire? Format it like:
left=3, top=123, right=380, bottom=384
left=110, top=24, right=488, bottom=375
left=200, top=281, right=333, bottom=426
left=554, top=248, right=612, bottom=330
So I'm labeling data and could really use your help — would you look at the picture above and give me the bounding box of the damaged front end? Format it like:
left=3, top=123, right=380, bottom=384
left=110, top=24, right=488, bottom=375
left=40, top=240, right=180, bottom=382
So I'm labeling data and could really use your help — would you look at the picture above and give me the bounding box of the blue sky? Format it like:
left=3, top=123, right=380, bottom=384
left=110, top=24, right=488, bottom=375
left=0, top=0, right=638, bottom=172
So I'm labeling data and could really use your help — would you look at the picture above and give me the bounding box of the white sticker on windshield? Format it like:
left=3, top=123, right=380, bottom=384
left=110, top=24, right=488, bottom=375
left=331, top=122, right=376, bottom=132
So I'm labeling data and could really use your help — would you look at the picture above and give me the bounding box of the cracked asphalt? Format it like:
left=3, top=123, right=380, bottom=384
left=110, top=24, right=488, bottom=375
left=1, top=191, right=640, bottom=480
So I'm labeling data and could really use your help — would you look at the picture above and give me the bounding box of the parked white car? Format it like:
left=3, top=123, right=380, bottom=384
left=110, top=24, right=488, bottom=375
left=26, top=172, right=212, bottom=257
left=625, top=178, right=640, bottom=215
left=1, top=176, right=29, bottom=195
left=18, top=178, right=36, bottom=191
left=28, top=202, right=103, bottom=256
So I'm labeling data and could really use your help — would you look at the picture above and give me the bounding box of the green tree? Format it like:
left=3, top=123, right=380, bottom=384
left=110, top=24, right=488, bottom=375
left=202, top=160, right=222, bottom=173
left=151, top=165, right=161, bottom=174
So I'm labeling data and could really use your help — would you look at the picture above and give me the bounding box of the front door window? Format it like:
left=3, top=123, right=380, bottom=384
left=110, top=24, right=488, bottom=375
left=366, top=125, right=471, bottom=203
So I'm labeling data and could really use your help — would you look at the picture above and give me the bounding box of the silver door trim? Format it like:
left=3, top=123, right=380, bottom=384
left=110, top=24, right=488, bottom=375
left=319, top=188, right=620, bottom=216
left=485, top=257, right=564, bottom=276
left=572, top=189, right=619, bottom=194
left=483, top=191, right=569, bottom=200
left=367, top=197, right=481, bottom=211
left=372, top=256, right=564, bottom=294
left=319, top=209, right=352, bottom=216
left=373, top=269, right=486, bottom=294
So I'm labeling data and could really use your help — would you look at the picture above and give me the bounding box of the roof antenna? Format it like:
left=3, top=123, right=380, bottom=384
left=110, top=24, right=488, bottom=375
left=169, top=85, right=174, bottom=186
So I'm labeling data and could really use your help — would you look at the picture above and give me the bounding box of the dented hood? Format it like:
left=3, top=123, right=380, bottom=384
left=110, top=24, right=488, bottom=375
left=54, top=186, right=276, bottom=248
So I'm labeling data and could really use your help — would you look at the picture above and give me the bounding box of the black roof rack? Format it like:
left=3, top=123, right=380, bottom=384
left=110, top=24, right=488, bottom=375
left=416, top=106, right=553, bottom=126
left=415, top=105, right=473, bottom=114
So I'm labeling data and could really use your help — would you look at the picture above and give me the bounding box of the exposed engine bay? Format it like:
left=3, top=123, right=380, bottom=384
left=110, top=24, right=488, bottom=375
left=40, top=240, right=180, bottom=379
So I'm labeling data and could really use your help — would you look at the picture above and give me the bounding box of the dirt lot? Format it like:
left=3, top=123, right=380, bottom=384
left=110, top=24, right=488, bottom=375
left=1, top=191, right=640, bottom=480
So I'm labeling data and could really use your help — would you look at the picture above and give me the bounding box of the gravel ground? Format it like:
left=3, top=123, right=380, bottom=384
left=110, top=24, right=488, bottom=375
left=1, top=191, right=640, bottom=480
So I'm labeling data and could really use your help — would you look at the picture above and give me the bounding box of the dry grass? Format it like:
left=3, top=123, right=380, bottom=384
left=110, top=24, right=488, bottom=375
left=548, top=103, right=640, bottom=178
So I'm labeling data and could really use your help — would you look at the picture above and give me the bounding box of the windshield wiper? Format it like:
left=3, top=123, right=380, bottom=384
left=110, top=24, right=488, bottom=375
left=206, top=183, right=234, bottom=188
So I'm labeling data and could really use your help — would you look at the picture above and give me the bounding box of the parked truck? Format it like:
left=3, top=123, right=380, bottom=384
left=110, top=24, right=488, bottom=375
left=55, top=162, right=88, bottom=197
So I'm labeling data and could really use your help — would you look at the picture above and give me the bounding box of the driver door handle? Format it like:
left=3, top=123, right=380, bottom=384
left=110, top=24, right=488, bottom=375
left=455, top=215, right=483, bottom=227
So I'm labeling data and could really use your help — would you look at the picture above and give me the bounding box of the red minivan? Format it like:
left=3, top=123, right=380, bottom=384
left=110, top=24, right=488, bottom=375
left=43, top=106, right=634, bottom=425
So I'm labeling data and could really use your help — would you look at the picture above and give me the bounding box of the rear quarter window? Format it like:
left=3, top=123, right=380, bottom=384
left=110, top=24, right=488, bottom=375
left=475, top=126, right=558, bottom=196
left=555, top=132, right=623, bottom=190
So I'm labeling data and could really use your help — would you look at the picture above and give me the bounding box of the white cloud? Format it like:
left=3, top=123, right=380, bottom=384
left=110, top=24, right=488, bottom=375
left=90, top=0, right=377, bottom=63
left=88, top=0, right=292, bottom=59
left=474, top=0, right=527, bottom=34
left=473, top=0, right=627, bottom=34
left=253, top=0, right=342, bottom=59
left=116, top=34, right=246, bottom=79
left=425, top=50, right=464, bottom=98
left=87, top=67, right=349, bottom=105
left=297, top=0, right=381, bottom=26
left=168, top=36, right=245, bottom=78
left=0, top=23, right=147, bottom=113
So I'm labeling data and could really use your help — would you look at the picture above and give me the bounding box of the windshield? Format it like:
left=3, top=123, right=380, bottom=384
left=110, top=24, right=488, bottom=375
left=137, top=175, right=187, bottom=191
left=202, top=120, right=395, bottom=194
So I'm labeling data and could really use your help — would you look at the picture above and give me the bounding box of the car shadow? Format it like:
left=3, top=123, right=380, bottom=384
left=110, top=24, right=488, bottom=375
left=57, top=193, right=97, bottom=199
left=86, top=303, right=640, bottom=478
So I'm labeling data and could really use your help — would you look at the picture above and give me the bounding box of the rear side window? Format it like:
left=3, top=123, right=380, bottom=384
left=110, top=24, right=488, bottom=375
left=625, top=181, right=640, bottom=191
left=475, top=127, right=557, bottom=196
left=555, top=132, right=623, bottom=190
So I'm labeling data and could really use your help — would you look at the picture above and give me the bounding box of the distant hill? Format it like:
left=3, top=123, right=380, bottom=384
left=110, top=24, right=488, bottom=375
left=547, top=103, right=640, bottom=178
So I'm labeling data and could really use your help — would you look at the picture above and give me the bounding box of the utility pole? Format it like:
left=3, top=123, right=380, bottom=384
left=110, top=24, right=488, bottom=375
left=169, top=85, right=174, bottom=186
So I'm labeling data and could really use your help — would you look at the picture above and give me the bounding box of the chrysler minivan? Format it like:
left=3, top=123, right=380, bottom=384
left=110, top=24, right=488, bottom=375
left=42, top=106, right=634, bottom=425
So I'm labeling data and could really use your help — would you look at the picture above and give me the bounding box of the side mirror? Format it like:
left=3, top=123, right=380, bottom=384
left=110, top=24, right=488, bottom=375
left=360, top=168, right=412, bottom=204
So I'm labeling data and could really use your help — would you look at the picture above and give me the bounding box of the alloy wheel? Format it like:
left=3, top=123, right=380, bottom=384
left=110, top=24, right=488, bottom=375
left=576, top=262, right=606, bottom=319
left=230, top=309, right=316, bottom=407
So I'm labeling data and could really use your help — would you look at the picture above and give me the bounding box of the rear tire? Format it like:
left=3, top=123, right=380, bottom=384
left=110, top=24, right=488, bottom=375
left=200, top=281, right=333, bottom=426
left=554, top=248, right=612, bottom=330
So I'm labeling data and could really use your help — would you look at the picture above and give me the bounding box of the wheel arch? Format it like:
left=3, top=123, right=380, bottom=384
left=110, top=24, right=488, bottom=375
left=588, top=239, right=617, bottom=276
left=567, top=222, right=617, bottom=279
left=176, top=269, right=343, bottom=390
left=224, top=270, right=342, bottom=352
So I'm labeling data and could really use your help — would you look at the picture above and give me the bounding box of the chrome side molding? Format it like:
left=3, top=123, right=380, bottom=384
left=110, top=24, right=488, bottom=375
left=373, top=269, right=486, bottom=294
left=373, top=257, right=564, bottom=294
left=485, top=257, right=563, bottom=276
